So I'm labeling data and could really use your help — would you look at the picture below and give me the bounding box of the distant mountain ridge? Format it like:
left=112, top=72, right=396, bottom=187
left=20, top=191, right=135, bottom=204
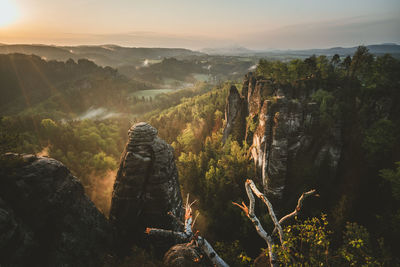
left=0, top=44, right=204, bottom=67
left=276, top=43, right=400, bottom=56
left=200, top=43, right=400, bottom=57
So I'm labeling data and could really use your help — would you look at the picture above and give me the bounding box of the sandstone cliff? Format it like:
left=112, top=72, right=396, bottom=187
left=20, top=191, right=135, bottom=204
left=223, top=73, right=342, bottom=202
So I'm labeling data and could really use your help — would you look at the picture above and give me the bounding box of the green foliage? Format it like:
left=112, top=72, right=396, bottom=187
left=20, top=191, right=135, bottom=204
left=1, top=114, right=128, bottom=214
left=1, top=46, right=400, bottom=264
left=148, top=83, right=230, bottom=150
left=311, top=89, right=337, bottom=128
left=380, top=162, right=400, bottom=201
left=177, top=133, right=257, bottom=246
left=214, top=240, right=251, bottom=267
left=246, top=115, right=258, bottom=135
left=378, top=162, right=400, bottom=244
left=339, top=222, right=378, bottom=266
left=0, top=53, right=140, bottom=118
left=363, top=119, right=397, bottom=161
left=272, top=215, right=382, bottom=266
left=274, top=214, right=331, bottom=266
left=103, top=245, right=162, bottom=267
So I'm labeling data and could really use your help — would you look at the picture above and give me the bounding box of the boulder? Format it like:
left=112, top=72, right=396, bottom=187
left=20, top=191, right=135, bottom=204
left=164, top=243, right=208, bottom=267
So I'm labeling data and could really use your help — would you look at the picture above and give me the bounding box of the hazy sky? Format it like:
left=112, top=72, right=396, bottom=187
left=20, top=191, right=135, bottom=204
left=0, top=0, right=399, bottom=50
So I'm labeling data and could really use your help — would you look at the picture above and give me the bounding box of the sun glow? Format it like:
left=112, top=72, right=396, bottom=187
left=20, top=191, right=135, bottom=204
left=0, top=0, right=18, bottom=27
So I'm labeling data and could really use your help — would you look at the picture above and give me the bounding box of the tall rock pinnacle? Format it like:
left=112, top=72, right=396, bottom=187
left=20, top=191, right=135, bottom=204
left=110, top=122, right=183, bottom=252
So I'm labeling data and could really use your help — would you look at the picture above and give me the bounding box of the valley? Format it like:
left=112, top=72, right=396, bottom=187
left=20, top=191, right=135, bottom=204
left=1, top=44, right=400, bottom=266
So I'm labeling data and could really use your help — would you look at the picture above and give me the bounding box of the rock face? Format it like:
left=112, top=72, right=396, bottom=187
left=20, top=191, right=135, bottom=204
left=0, top=153, right=111, bottom=267
left=222, top=85, right=247, bottom=144
left=223, top=74, right=342, bottom=201
left=110, top=122, right=183, bottom=251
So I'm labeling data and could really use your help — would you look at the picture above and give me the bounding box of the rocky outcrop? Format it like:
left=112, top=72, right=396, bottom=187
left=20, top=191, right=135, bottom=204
left=110, top=122, right=183, bottom=252
left=164, top=243, right=208, bottom=267
left=251, top=98, right=310, bottom=199
left=0, top=153, right=111, bottom=267
left=222, top=85, right=247, bottom=144
left=223, top=74, right=342, bottom=202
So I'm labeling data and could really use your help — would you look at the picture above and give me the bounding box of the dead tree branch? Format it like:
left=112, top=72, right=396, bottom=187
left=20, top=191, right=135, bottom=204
left=145, top=228, right=189, bottom=243
left=146, top=194, right=229, bottom=267
left=246, top=179, right=285, bottom=247
left=234, top=178, right=316, bottom=267
left=272, top=189, right=317, bottom=235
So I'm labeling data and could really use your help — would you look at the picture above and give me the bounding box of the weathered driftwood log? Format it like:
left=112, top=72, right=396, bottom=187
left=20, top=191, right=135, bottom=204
left=233, top=179, right=316, bottom=267
left=146, top=195, right=229, bottom=267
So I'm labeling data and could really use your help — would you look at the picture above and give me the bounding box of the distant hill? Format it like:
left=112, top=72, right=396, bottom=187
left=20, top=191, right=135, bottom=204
left=0, top=53, right=147, bottom=117
left=275, top=43, right=400, bottom=57
left=0, top=44, right=204, bottom=67
left=251, top=44, right=400, bottom=59
left=201, top=46, right=254, bottom=55
left=199, top=43, right=400, bottom=58
left=119, top=57, right=205, bottom=85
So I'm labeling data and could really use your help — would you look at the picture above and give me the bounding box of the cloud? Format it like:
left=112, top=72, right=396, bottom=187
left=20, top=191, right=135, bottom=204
left=2, top=14, right=399, bottom=50
left=239, top=15, right=400, bottom=49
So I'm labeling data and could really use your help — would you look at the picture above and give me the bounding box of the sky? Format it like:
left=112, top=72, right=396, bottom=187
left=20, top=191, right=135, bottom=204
left=0, top=0, right=399, bottom=50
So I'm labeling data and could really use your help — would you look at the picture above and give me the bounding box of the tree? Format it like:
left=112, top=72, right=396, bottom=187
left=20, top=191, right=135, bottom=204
left=233, top=179, right=316, bottom=266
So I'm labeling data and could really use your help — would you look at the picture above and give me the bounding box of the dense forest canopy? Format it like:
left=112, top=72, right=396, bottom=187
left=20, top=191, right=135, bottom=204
left=1, top=46, right=400, bottom=266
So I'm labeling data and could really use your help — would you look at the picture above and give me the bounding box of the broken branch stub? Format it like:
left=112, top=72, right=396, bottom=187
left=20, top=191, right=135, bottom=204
left=145, top=194, right=229, bottom=267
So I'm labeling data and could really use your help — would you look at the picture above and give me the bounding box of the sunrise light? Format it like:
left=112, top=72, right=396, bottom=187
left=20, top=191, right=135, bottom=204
left=0, top=0, right=18, bottom=27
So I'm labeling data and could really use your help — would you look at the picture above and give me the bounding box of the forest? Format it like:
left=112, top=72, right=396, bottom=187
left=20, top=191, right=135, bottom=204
left=1, top=46, right=400, bottom=266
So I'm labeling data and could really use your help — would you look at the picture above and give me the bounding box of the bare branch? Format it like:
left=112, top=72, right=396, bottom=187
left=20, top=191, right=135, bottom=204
left=192, top=210, right=200, bottom=229
left=272, top=189, right=317, bottom=235
left=245, top=180, right=255, bottom=215
left=198, top=236, right=230, bottom=267
left=246, top=179, right=285, bottom=248
left=145, top=228, right=189, bottom=243
left=232, top=201, right=249, bottom=215
left=234, top=180, right=278, bottom=267
left=234, top=180, right=316, bottom=267
left=146, top=194, right=229, bottom=267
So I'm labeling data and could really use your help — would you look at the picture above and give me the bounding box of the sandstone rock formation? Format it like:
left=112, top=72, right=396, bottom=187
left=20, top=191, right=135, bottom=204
left=223, top=74, right=342, bottom=202
left=164, top=243, right=208, bottom=267
left=110, top=122, right=183, bottom=252
left=222, top=85, right=247, bottom=144
left=0, top=153, right=111, bottom=267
